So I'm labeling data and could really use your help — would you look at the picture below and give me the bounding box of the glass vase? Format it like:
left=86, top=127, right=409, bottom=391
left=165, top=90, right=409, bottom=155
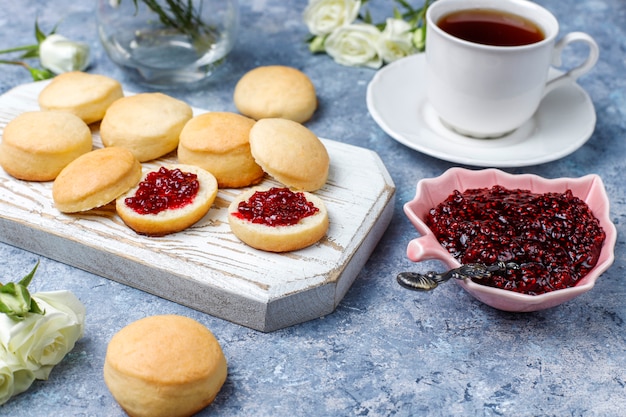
left=97, top=0, right=239, bottom=87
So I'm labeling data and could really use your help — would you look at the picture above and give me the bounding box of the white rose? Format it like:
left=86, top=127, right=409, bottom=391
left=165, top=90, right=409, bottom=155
left=378, top=18, right=416, bottom=64
left=303, top=0, right=361, bottom=36
left=0, top=348, right=35, bottom=405
left=0, top=290, right=85, bottom=381
left=0, top=353, right=17, bottom=405
left=324, top=23, right=382, bottom=68
left=39, top=34, right=90, bottom=75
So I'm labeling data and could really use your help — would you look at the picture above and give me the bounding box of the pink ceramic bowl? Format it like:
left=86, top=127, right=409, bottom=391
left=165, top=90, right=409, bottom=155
left=404, top=167, right=617, bottom=312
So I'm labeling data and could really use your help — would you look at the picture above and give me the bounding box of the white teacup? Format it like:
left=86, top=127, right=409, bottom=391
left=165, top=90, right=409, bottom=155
left=425, top=0, right=599, bottom=138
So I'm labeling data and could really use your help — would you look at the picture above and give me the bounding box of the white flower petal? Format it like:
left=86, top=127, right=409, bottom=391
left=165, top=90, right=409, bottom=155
left=378, top=18, right=416, bottom=63
left=0, top=290, right=85, bottom=404
left=382, top=18, right=413, bottom=39
left=303, top=0, right=361, bottom=36
left=39, top=34, right=90, bottom=74
left=325, top=23, right=382, bottom=68
left=0, top=348, right=35, bottom=405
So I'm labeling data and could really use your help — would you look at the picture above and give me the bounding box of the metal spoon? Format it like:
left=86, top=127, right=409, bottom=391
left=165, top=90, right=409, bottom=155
left=397, top=261, right=520, bottom=291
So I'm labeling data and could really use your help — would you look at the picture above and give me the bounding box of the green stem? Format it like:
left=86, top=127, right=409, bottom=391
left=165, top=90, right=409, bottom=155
left=134, top=0, right=217, bottom=40
left=0, top=44, right=38, bottom=55
left=0, top=59, right=29, bottom=67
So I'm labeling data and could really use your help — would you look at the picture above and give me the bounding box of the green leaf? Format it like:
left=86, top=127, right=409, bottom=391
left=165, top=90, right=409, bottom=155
left=18, top=260, right=39, bottom=287
left=131, top=0, right=141, bottom=16
left=361, top=9, right=373, bottom=24
left=0, top=60, right=53, bottom=81
left=307, top=35, right=327, bottom=53
left=28, top=67, right=55, bottom=81
left=19, top=46, right=41, bottom=59
left=34, top=18, right=47, bottom=44
left=0, top=283, right=31, bottom=319
left=0, top=261, right=44, bottom=320
left=28, top=294, right=44, bottom=315
left=0, top=44, right=38, bottom=56
left=395, top=0, right=415, bottom=13
left=34, top=18, right=57, bottom=44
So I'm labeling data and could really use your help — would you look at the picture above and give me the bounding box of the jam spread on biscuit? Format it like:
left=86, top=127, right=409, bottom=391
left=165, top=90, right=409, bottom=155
left=426, top=185, right=605, bottom=295
left=125, top=167, right=199, bottom=215
left=234, top=187, right=319, bottom=226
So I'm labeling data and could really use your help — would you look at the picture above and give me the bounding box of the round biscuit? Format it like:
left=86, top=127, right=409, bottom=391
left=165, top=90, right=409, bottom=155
left=233, top=66, right=317, bottom=123
left=104, top=315, right=227, bottom=417
left=0, top=110, right=92, bottom=181
left=178, top=112, right=264, bottom=188
left=100, top=93, right=193, bottom=162
left=249, top=118, right=329, bottom=191
left=52, top=147, right=142, bottom=213
left=38, top=71, right=123, bottom=124
left=228, top=187, right=329, bottom=252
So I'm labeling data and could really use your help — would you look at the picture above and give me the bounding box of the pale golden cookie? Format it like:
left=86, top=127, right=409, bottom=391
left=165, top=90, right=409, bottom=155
left=249, top=118, right=329, bottom=191
left=38, top=71, right=123, bottom=124
left=0, top=110, right=92, bottom=181
left=104, top=315, right=227, bottom=417
left=52, top=147, right=141, bottom=213
left=100, top=93, right=193, bottom=162
left=233, top=65, right=317, bottom=123
left=178, top=112, right=264, bottom=188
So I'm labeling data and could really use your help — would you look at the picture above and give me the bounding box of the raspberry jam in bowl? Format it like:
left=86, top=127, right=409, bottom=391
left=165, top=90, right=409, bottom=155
left=403, top=168, right=617, bottom=312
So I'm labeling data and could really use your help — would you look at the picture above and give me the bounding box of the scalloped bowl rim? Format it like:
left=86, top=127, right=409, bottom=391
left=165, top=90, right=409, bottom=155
left=403, top=167, right=617, bottom=312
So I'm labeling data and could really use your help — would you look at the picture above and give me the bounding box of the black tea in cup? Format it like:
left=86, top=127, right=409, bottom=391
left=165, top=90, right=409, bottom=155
left=437, top=9, right=545, bottom=46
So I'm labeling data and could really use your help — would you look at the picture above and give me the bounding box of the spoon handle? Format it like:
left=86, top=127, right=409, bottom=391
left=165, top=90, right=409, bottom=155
left=397, top=261, right=520, bottom=291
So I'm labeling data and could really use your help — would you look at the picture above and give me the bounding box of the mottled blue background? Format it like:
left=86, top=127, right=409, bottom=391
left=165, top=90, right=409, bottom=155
left=1, top=1, right=625, bottom=416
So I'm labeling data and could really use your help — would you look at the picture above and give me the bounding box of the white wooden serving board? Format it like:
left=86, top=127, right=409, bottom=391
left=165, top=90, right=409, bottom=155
left=0, top=81, right=395, bottom=332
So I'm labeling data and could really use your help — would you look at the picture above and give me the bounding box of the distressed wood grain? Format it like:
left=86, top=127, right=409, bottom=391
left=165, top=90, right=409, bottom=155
left=0, top=81, right=395, bottom=331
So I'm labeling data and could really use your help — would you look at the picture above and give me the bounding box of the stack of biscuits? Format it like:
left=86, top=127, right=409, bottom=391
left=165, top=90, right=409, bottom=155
left=0, top=66, right=330, bottom=251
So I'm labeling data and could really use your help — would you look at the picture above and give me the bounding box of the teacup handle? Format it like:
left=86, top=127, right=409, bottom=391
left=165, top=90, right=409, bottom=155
left=544, top=32, right=600, bottom=96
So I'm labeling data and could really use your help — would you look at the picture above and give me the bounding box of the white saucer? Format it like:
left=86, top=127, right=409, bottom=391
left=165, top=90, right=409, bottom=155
left=366, top=54, right=596, bottom=167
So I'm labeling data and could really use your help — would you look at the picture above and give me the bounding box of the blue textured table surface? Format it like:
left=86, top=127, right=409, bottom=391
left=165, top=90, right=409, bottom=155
left=1, top=1, right=625, bottom=416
